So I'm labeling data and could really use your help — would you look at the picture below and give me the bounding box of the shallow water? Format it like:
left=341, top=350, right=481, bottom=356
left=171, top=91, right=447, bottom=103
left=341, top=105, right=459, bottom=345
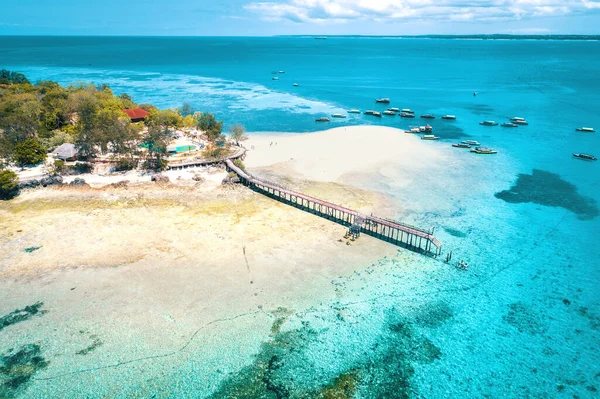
left=1, top=36, right=599, bottom=398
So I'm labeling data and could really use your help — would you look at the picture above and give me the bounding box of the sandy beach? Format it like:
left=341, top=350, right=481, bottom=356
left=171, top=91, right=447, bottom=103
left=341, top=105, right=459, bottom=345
left=1, top=126, right=441, bottom=396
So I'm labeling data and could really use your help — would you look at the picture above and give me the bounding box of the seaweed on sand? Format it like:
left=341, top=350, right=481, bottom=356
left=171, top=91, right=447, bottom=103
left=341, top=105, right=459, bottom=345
left=412, top=301, right=454, bottom=329
left=0, top=344, right=49, bottom=399
left=503, top=302, right=547, bottom=335
left=208, top=312, right=441, bottom=399
left=0, top=302, right=46, bottom=333
left=75, top=335, right=103, bottom=356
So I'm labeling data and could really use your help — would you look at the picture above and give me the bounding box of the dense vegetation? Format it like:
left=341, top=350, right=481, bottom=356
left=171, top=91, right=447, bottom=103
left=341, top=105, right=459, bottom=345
left=0, top=70, right=235, bottom=175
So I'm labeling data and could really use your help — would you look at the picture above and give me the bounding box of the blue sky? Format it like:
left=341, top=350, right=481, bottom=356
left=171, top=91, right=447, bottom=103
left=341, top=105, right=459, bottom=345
left=1, top=0, right=599, bottom=35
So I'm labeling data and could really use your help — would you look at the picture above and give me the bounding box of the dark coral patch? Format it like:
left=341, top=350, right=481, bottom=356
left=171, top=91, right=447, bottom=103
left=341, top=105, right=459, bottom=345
left=0, top=302, right=46, bottom=333
left=444, top=227, right=467, bottom=238
left=495, top=169, right=598, bottom=220
left=0, top=344, right=49, bottom=398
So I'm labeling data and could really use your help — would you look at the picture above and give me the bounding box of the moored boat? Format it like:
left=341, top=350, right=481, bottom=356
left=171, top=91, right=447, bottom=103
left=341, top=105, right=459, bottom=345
left=572, top=153, right=597, bottom=161
left=401, top=108, right=414, bottom=114
left=441, top=115, right=456, bottom=120
left=375, top=98, right=391, bottom=104
left=461, top=140, right=480, bottom=146
left=348, top=109, right=360, bottom=114
left=383, top=110, right=396, bottom=116
left=501, top=122, right=518, bottom=128
left=316, top=117, right=330, bottom=122
left=405, top=127, right=421, bottom=134
left=576, top=127, right=595, bottom=132
left=480, top=121, right=498, bottom=126
left=421, top=114, right=435, bottom=119
left=470, top=147, right=498, bottom=154
left=331, top=113, right=346, bottom=118
left=364, top=110, right=375, bottom=115
left=272, top=77, right=279, bottom=80
left=279, top=71, right=285, bottom=74
left=421, top=134, right=439, bottom=140
left=293, top=83, right=298, bottom=87
left=372, top=111, right=382, bottom=117
left=511, top=118, right=528, bottom=125
left=400, top=112, right=415, bottom=118
left=452, top=143, right=471, bottom=148
left=388, top=108, right=400, bottom=112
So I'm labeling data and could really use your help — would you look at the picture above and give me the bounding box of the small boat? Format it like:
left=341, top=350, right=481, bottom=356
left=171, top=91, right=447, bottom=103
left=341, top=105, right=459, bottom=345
left=405, top=127, right=421, bottom=134
left=375, top=98, right=391, bottom=104
left=316, top=117, right=330, bottom=122
left=272, top=77, right=279, bottom=81
left=421, top=125, right=433, bottom=132
left=421, top=134, right=439, bottom=140
left=576, top=127, right=595, bottom=132
left=421, top=114, right=435, bottom=119
left=271, top=71, right=278, bottom=74
left=456, top=260, right=469, bottom=270
left=383, top=110, right=396, bottom=116
left=501, top=122, right=518, bottom=128
left=572, top=153, right=597, bottom=161
left=278, top=71, right=285, bottom=74
left=348, top=109, right=360, bottom=114
left=400, top=112, right=415, bottom=118
left=471, top=147, right=498, bottom=154
left=441, top=115, right=456, bottom=120
left=512, top=119, right=529, bottom=125
left=452, top=143, right=471, bottom=148
left=372, top=111, right=382, bottom=117
left=480, top=121, right=498, bottom=126
left=461, top=140, right=480, bottom=146
left=401, top=108, right=414, bottom=114
left=293, top=83, right=298, bottom=87
left=511, top=117, right=525, bottom=121
left=364, top=110, right=375, bottom=115
left=331, top=113, right=346, bottom=118
left=388, top=108, right=400, bottom=112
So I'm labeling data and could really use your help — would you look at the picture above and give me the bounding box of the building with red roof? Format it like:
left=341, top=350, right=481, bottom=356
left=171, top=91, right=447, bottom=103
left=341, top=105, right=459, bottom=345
left=122, top=108, right=150, bottom=122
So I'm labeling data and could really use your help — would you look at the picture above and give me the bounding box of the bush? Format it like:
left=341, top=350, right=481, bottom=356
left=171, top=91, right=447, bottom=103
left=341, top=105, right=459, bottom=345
left=14, top=138, right=47, bottom=167
left=52, top=159, right=66, bottom=175
left=69, top=162, right=93, bottom=174
left=202, top=145, right=229, bottom=160
left=0, top=169, right=19, bottom=199
left=233, top=158, right=246, bottom=171
left=114, top=158, right=138, bottom=172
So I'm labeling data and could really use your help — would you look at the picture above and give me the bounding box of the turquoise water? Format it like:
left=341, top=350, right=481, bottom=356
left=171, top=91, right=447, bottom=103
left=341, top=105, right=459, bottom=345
left=2, top=37, right=600, bottom=397
left=173, top=145, right=197, bottom=153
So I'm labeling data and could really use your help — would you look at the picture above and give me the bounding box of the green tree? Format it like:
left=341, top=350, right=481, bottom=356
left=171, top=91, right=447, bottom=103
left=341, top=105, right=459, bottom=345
left=228, top=123, right=248, bottom=146
left=180, top=103, right=193, bottom=117
left=0, top=169, right=19, bottom=200
left=197, top=113, right=223, bottom=142
left=14, top=138, right=47, bottom=166
left=142, top=125, right=171, bottom=171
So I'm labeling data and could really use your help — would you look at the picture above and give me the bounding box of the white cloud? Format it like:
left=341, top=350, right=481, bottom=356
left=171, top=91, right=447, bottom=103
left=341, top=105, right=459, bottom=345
left=244, top=0, right=600, bottom=23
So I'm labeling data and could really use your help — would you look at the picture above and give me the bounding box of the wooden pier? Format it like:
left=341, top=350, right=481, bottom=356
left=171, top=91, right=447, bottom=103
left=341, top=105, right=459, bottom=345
left=225, top=159, right=442, bottom=256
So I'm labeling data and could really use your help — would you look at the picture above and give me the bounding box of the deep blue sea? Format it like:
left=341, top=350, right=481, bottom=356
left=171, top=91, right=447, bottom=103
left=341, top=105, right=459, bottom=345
left=1, top=36, right=599, bottom=398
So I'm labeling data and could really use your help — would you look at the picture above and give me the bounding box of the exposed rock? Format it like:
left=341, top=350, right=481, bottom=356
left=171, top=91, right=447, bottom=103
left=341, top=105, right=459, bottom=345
left=192, top=173, right=205, bottom=182
left=151, top=174, right=170, bottom=183
left=109, top=180, right=129, bottom=188
left=69, top=177, right=87, bottom=186
left=40, top=175, right=63, bottom=187
left=222, top=174, right=240, bottom=185
left=18, top=179, right=40, bottom=189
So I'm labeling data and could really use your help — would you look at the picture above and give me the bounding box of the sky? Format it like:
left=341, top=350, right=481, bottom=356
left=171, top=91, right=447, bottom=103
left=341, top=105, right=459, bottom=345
left=1, top=0, right=599, bottom=36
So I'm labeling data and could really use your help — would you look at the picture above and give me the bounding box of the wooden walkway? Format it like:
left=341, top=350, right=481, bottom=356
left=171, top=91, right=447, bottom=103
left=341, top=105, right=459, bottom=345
left=167, top=147, right=246, bottom=170
left=225, top=159, right=442, bottom=256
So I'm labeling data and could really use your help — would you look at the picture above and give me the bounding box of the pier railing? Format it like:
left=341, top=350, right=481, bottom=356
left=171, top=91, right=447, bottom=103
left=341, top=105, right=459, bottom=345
left=225, top=159, right=442, bottom=256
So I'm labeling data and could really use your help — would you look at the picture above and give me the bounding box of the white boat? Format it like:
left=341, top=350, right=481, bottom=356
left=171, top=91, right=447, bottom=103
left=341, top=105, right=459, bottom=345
left=293, top=83, right=298, bottom=87
left=272, top=77, right=279, bottom=81
left=421, top=134, right=439, bottom=140
left=573, top=153, right=597, bottom=161
left=315, top=117, right=330, bottom=122
left=501, top=122, right=518, bottom=128
left=401, top=108, right=414, bottom=114
left=576, top=127, right=595, bottom=132
left=383, top=110, right=396, bottom=116
left=441, top=115, right=456, bottom=120
left=388, top=108, right=400, bottom=112
left=331, top=113, right=346, bottom=118
left=480, top=121, right=498, bottom=126
left=348, top=109, right=360, bottom=114
left=470, top=147, right=498, bottom=154
left=279, top=71, right=285, bottom=74
left=405, top=127, right=421, bottom=134
left=461, top=140, right=480, bottom=146
left=375, top=98, right=391, bottom=104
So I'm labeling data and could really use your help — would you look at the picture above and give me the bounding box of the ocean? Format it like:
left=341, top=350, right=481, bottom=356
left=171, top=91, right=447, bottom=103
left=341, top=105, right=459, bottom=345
left=1, top=36, right=599, bottom=398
